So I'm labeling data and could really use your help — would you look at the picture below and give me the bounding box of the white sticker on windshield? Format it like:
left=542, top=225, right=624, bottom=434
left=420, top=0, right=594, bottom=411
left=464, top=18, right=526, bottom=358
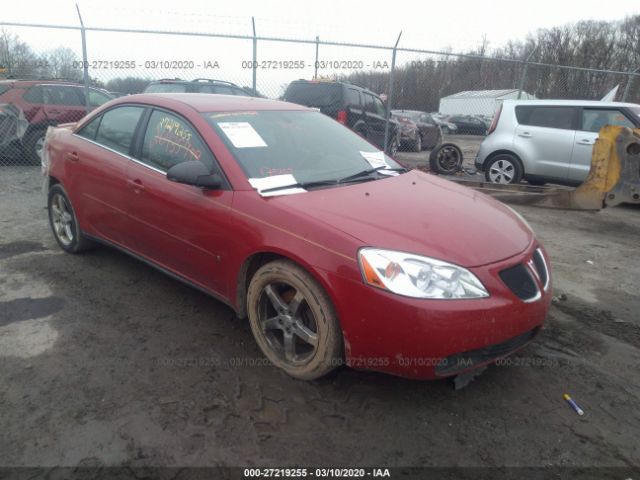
left=360, top=150, right=388, bottom=169
left=218, top=122, right=267, bottom=148
left=248, top=174, right=306, bottom=197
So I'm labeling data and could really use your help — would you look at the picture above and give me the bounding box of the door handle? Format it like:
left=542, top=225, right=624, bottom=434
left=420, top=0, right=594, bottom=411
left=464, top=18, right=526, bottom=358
left=577, top=139, right=595, bottom=145
left=518, top=132, right=532, bottom=138
left=65, top=152, right=79, bottom=162
left=127, top=178, right=145, bottom=192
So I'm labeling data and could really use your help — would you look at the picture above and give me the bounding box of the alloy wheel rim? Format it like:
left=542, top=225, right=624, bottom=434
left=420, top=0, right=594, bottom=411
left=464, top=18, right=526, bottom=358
left=437, top=146, right=460, bottom=172
left=489, top=159, right=515, bottom=184
left=35, top=136, right=45, bottom=159
left=258, top=282, right=319, bottom=366
left=51, top=194, right=74, bottom=246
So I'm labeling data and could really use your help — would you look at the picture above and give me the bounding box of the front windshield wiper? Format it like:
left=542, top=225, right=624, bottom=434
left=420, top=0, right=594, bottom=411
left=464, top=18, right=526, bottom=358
left=259, top=178, right=339, bottom=194
left=337, top=166, right=407, bottom=184
left=259, top=166, right=408, bottom=194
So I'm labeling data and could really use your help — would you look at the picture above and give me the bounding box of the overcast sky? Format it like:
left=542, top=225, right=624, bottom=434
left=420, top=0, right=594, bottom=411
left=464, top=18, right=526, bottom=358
left=4, top=0, right=639, bottom=96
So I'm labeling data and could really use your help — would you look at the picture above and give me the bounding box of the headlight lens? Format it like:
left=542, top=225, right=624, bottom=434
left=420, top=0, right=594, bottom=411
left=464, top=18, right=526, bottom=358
left=358, top=248, right=489, bottom=299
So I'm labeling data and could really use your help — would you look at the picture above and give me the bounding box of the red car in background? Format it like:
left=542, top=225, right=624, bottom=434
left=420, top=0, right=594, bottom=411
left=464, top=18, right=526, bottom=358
left=0, top=79, right=112, bottom=162
left=43, top=93, right=551, bottom=382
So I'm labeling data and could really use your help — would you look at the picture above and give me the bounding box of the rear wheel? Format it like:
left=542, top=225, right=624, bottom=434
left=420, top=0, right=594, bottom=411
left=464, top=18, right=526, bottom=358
left=485, top=154, right=523, bottom=184
left=387, top=136, right=399, bottom=157
left=247, top=260, right=343, bottom=380
left=48, top=184, right=94, bottom=253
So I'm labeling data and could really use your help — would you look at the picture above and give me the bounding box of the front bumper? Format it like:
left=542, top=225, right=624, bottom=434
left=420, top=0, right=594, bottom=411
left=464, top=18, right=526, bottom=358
left=321, top=241, right=551, bottom=379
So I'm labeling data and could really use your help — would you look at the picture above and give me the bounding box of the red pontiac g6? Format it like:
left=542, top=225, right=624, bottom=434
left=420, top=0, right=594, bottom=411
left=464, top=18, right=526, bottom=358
left=43, top=93, right=551, bottom=381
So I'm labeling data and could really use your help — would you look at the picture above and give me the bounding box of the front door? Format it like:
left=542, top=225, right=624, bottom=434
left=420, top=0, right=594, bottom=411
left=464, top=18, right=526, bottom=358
left=126, top=108, right=233, bottom=298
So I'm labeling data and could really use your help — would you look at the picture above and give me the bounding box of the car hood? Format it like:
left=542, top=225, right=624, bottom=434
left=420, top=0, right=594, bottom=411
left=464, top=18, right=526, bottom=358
left=270, top=170, right=532, bottom=267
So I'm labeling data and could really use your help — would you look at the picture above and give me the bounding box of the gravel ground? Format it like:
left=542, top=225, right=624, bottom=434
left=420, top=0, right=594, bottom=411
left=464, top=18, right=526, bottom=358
left=1, top=165, right=640, bottom=473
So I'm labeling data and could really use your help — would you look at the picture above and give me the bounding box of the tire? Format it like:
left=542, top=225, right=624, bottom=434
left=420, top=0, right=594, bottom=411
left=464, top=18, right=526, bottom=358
left=247, top=259, right=343, bottom=381
left=429, top=143, right=463, bottom=175
left=485, top=154, right=524, bottom=184
left=387, top=136, right=399, bottom=157
left=412, top=134, right=422, bottom=152
left=24, top=129, right=46, bottom=165
left=48, top=184, right=94, bottom=254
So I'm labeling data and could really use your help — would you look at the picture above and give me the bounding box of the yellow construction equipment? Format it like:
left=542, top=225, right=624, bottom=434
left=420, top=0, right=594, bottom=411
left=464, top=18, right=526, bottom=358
left=447, top=126, right=640, bottom=211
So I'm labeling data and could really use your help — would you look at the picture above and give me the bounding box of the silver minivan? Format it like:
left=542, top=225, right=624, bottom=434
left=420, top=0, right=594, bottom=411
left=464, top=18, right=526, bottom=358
left=475, top=100, right=640, bottom=185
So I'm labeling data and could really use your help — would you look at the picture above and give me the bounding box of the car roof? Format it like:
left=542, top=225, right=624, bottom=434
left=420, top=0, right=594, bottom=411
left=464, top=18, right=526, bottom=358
left=0, top=79, right=85, bottom=87
left=113, top=93, right=308, bottom=112
left=503, top=99, right=640, bottom=108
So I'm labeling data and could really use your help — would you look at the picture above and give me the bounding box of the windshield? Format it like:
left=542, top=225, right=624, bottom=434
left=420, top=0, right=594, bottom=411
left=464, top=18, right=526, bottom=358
left=204, top=110, right=402, bottom=185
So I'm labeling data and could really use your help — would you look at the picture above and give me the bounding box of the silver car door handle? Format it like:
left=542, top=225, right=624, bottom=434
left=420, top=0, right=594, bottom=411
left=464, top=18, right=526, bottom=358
left=577, top=139, right=595, bottom=145
left=518, top=132, right=532, bottom=138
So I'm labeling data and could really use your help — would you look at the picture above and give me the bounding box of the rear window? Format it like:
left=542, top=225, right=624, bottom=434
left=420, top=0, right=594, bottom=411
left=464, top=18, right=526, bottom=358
left=145, top=83, right=188, bottom=93
left=284, top=83, right=342, bottom=107
left=94, top=106, right=144, bottom=155
left=515, top=106, right=577, bottom=130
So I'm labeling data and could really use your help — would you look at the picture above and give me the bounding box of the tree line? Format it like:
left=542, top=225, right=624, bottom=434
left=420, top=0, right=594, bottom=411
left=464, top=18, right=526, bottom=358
left=343, top=15, right=639, bottom=111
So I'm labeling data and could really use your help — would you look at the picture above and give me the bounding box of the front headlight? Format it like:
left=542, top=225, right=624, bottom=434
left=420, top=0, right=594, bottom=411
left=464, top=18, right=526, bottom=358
left=358, top=248, right=489, bottom=299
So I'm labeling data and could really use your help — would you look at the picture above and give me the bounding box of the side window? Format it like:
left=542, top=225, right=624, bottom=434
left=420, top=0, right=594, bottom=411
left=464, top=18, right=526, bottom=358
left=23, top=86, right=44, bottom=103
left=346, top=88, right=361, bottom=108
left=94, top=106, right=144, bottom=155
left=231, top=87, right=251, bottom=97
left=372, top=97, right=387, bottom=117
left=581, top=109, right=634, bottom=133
left=363, top=93, right=376, bottom=114
left=87, top=89, right=112, bottom=108
left=44, top=86, right=84, bottom=106
left=77, top=115, right=102, bottom=141
left=141, top=110, right=214, bottom=172
left=212, top=85, right=235, bottom=95
left=516, top=106, right=577, bottom=130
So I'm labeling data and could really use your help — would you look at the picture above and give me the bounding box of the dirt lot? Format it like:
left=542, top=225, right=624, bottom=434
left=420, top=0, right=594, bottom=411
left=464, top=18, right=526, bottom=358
left=1, top=163, right=640, bottom=473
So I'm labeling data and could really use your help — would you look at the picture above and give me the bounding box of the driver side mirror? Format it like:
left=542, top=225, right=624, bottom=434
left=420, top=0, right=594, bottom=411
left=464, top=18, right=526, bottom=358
left=166, top=161, right=222, bottom=190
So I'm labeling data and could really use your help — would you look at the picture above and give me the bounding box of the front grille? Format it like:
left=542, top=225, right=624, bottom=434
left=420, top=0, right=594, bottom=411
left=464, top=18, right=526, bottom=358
left=499, top=263, right=539, bottom=301
left=435, top=328, right=539, bottom=376
left=532, top=248, right=549, bottom=290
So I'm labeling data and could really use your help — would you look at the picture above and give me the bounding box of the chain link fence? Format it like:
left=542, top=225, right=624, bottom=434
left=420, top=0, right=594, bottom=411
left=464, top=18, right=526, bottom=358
left=1, top=13, right=639, bottom=166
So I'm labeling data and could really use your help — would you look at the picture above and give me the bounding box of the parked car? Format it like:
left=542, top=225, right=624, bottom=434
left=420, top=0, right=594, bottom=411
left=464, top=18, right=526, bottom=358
left=446, top=115, right=488, bottom=135
left=283, top=80, right=400, bottom=155
left=476, top=100, right=640, bottom=185
left=391, top=110, right=442, bottom=151
left=430, top=113, right=458, bottom=134
left=0, top=79, right=113, bottom=161
left=144, top=78, right=254, bottom=97
left=43, top=93, right=551, bottom=381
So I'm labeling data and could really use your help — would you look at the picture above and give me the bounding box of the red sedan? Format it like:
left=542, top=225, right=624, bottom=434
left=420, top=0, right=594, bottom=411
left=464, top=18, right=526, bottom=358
left=43, top=93, right=551, bottom=381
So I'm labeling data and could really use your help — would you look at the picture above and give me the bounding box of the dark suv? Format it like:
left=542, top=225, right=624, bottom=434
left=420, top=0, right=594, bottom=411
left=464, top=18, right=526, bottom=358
left=283, top=80, right=400, bottom=155
left=0, top=79, right=113, bottom=162
left=144, top=78, right=254, bottom=96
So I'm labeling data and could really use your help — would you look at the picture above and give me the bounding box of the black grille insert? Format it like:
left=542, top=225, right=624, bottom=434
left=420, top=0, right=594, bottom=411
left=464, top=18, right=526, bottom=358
left=435, top=328, right=539, bottom=376
left=499, top=263, right=538, bottom=301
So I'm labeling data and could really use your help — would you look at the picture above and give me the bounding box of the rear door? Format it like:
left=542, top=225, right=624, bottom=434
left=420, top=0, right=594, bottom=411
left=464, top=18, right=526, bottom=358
left=513, top=105, right=578, bottom=179
left=43, top=85, right=87, bottom=124
left=345, top=87, right=364, bottom=130
left=125, top=108, right=234, bottom=296
left=569, top=107, right=637, bottom=182
left=70, top=105, right=146, bottom=246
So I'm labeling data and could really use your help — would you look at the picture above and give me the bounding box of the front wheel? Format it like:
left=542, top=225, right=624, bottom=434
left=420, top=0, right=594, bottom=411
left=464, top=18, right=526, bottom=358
left=386, top=136, right=399, bottom=157
left=247, top=260, right=343, bottom=380
left=485, top=154, right=523, bottom=184
left=412, top=134, right=422, bottom=152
